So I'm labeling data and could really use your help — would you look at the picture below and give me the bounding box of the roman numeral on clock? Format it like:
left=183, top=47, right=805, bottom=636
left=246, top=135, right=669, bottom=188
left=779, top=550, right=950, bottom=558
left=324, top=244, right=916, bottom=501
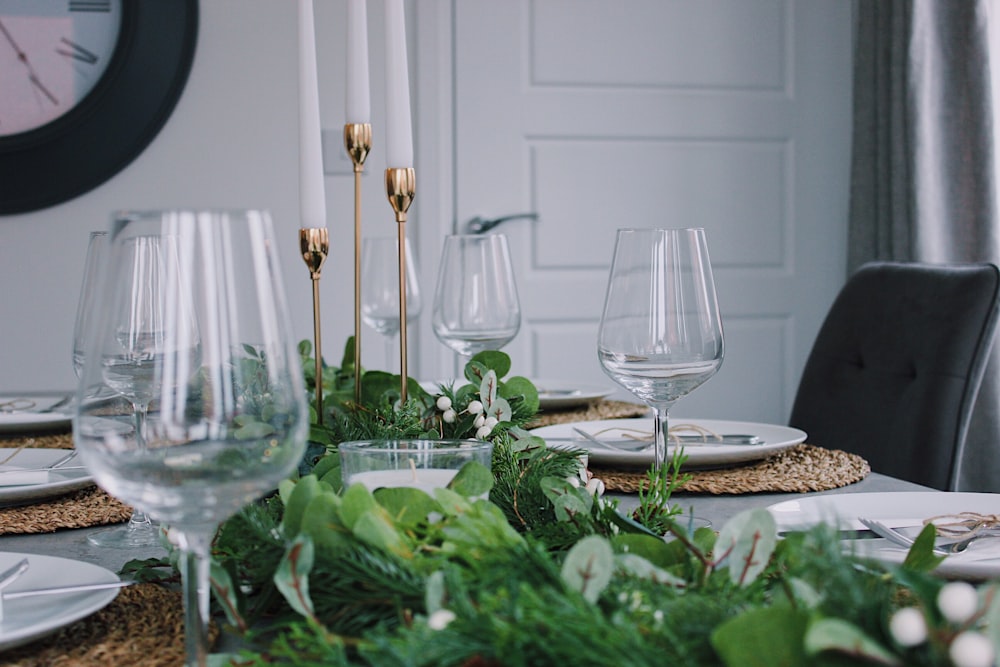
left=68, top=0, right=111, bottom=12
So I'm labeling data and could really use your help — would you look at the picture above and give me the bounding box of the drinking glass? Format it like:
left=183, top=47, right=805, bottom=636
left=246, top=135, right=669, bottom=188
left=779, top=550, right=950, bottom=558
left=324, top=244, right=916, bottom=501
left=72, top=230, right=107, bottom=379
left=84, top=229, right=187, bottom=548
left=597, top=228, right=724, bottom=472
left=361, top=236, right=422, bottom=371
left=74, top=209, right=308, bottom=666
left=432, top=234, right=520, bottom=357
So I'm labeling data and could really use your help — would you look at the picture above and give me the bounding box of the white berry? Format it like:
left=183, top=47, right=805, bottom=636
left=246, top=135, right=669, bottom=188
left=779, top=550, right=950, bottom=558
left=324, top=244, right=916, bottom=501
left=565, top=475, right=581, bottom=488
left=475, top=425, right=492, bottom=439
left=427, top=609, right=456, bottom=631
left=938, top=582, right=980, bottom=624
left=949, top=631, right=995, bottom=667
left=436, top=396, right=452, bottom=411
left=484, top=416, right=499, bottom=429
left=467, top=400, right=484, bottom=415
left=586, top=478, right=605, bottom=496
left=473, top=414, right=486, bottom=428
left=442, top=409, right=457, bottom=423
left=889, top=607, right=927, bottom=647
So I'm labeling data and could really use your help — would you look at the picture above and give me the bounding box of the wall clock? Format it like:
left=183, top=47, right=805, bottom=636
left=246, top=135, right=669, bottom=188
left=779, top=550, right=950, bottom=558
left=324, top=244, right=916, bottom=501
left=0, top=0, right=198, bottom=215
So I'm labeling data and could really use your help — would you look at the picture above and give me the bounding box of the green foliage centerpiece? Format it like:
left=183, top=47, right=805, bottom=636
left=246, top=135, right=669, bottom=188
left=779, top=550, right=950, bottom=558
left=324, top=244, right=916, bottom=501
left=133, top=339, right=1000, bottom=667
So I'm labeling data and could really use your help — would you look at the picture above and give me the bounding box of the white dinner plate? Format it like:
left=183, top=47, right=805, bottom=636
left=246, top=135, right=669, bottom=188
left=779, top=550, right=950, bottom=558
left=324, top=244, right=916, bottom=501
left=767, top=491, right=1000, bottom=580
left=0, top=552, right=120, bottom=650
left=530, top=418, right=807, bottom=468
left=532, top=380, right=615, bottom=411
left=0, top=394, right=72, bottom=434
left=0, top=448, right=93, bottom=505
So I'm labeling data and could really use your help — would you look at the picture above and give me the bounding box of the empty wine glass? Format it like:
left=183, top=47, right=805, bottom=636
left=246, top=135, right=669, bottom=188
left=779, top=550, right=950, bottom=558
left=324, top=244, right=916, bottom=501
left=74, top=209, right=308, bottom=665
left=597, top=228, right=724, bottom=472
left=432, top=233, right=521, bottom=357
left=361, top=236, right=422, bottom=371
left=85, top=228, right=191, bottom=549
left=72, top=230, right=107, bottom=380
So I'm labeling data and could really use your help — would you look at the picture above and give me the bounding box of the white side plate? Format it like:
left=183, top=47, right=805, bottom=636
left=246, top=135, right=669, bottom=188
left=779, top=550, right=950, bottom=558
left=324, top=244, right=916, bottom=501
left=0, top=552, right=120, bottom=650
left=533, top=380, right=615, bottom=411
left=0, top=394, right=72, bottom=434
left=530, top=418, right=806, bottom=468
left=0, top=448, right=93, bottom=505
left=767, top=491, right=1000, bottom=580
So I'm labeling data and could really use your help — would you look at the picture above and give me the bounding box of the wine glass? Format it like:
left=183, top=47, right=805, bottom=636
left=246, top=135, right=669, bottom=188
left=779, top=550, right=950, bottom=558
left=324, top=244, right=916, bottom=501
left=84, top=228, right=190, bottom=548
left=72, top=230, right=107, bottom=380
left=432, top=233, right=521, bottom=357
left=74, top=209, right=308, bottom=665
left=597, top=228, right=724, bottom=472
left=361, top=236, right=422, bottom=371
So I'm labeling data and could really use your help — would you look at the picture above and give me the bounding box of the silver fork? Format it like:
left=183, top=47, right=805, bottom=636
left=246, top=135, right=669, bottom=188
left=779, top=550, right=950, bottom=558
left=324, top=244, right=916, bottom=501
left=857, top=517, right=984, bottom=555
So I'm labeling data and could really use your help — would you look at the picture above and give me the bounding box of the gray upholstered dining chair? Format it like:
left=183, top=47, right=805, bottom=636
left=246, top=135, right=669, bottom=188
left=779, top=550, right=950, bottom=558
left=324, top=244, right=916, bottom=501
left=788, top=261, right=1000, bottom=490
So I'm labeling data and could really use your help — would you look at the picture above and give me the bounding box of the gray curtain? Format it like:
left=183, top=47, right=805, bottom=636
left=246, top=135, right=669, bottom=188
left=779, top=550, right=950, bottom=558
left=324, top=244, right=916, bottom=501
left=849, top=0, right=1000, bottom=490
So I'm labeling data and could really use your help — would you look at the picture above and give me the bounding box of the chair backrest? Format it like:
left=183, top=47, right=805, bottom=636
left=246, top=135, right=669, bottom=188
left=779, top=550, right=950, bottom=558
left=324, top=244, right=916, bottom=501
left=789, top=261, right=1000, bottom=490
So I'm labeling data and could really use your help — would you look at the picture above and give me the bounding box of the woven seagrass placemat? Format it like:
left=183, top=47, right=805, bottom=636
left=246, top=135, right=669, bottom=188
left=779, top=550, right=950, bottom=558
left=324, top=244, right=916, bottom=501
left=528, top=399, right=649, bottom=428
left=593, top=444, right=871, bottom=494
left=0, top=583, right=218, bottom=667
left=0, top=433, right=131, bottom=535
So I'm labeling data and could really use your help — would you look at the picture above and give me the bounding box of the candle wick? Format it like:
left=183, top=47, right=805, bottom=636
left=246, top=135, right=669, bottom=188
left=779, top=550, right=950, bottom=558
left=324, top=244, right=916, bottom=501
left=408, top=459, right=418, bottom=481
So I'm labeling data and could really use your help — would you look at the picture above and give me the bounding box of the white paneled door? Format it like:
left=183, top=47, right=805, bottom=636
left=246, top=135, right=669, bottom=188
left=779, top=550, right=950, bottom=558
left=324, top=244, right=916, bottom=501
left=416, top=0, right=851, bottom=425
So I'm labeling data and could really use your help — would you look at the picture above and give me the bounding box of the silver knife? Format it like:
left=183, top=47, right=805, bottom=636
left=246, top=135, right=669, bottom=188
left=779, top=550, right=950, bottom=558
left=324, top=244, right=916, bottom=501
left=3, top=580, right=132, bottom=600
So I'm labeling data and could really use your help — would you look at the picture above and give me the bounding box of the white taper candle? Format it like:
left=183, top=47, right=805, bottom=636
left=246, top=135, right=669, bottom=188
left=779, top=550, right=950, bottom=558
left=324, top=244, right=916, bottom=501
left=384, top=0, right=413, bottom=168
left=298, top=0, right=327, bottom=228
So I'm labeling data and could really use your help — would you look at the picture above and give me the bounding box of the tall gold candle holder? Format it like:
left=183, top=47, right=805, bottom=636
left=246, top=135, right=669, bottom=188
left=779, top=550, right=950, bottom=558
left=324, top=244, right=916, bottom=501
left=299, top=227, right=329, bottom=423
left=384, top=166, right=415, bottom=402
left=344, top=123, right=372, bottom=405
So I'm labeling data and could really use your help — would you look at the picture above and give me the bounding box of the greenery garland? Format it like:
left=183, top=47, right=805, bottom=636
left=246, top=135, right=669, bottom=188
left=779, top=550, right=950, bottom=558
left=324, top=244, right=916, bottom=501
left=132, top=339, right=1000, bottom=667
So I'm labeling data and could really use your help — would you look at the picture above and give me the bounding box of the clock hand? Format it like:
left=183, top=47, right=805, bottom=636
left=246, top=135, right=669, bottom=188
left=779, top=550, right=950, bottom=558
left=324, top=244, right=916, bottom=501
left=0, top=19, right=59, bottom=106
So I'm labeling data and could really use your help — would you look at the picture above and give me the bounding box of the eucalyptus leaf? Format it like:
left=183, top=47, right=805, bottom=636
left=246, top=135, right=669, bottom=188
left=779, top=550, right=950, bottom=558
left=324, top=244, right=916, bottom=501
left=468, top=350, right=511, bottom=378
left=352, top=510, right=412, bottom=558
left=479, top=370, right=499, bottom=406
left=715, top=508, right=778, bottom=585
left=804, top=618, right=901, bottom=665
left=374, top=487, right=440, bottom=526
left=425, top=570, right=447, bottom=615
left=486, top=396, right=512, bottom=422
left=613, top=533, right=677, bottom=570
left=209, top=560, right=244, bottom=631
left=339, top=483, right=381, bottom=531
left=448, top=460, right=494, bottom=497
left=300, top=492, right=353, bottom=558
left=615, top=553, right=686, bottom=586
left=983, top=582, right=1000, bottom=656
left=503, top=376, right=539, bottom=416
left=711, top=607, right=809, bottom=667
left=902, top=524, right=947, bottom=572
left=561, top=535, right=614, bottom=603
left=282, top=475, right=323, bottom=540
left=274, top=534, right=316, bottom=620
left=234, top=420, right=277, bottom=441
left=433, top=486, right=474, bottom=516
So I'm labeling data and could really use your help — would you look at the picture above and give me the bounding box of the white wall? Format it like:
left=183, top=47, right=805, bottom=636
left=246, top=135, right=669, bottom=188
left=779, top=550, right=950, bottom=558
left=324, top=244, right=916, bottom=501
left=0, top=1, right=391, bottom=392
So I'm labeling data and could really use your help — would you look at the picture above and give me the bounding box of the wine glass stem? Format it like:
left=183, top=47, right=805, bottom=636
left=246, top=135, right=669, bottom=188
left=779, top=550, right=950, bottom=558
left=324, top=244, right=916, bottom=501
left=651, top=405, right=670, bottom=473
left=177, top=528, right=213, bottom=667
left=386, top=333, right=397, bottom=374
left=131, top=401, right=152, bottom=526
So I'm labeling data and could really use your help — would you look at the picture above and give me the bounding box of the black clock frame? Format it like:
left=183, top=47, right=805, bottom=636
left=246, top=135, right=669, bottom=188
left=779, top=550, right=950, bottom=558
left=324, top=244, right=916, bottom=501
left=0, top=0, right=198, bottom=215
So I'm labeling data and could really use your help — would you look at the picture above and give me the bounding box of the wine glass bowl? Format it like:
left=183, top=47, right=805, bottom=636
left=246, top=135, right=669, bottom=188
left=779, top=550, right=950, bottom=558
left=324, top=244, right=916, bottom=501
left=597, top=228, right=724, bottom=471
left=74, top=209, right=308, bottom=664
left=432, top=233, right=521, bottom=356
left=361, top=236, right=422, bottom=369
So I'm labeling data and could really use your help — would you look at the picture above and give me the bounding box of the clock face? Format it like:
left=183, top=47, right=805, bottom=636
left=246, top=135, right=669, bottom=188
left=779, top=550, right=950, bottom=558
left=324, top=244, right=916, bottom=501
left=0, top=0, right=123, bottom=137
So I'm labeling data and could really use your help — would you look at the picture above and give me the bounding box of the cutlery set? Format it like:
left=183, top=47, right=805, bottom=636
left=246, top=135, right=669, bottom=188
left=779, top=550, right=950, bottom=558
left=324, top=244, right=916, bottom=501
left=855, top=517, right=1000, bottom=556
left=564, top=427, right=763, bottom=452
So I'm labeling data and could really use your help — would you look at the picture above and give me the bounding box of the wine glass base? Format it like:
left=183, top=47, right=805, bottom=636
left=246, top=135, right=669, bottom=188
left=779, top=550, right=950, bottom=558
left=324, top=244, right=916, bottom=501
left=87, top=522, right=161, bottom=549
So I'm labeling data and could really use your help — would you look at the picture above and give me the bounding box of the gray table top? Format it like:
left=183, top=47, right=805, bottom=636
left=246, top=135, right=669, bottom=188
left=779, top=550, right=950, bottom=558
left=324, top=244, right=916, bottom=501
left=2, top=472, right=932, bottom=575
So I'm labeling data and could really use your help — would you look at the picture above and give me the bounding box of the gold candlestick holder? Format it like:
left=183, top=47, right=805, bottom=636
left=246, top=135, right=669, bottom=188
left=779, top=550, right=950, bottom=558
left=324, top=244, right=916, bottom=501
left=384, top=166, right=416, bottom=402
left=299, top=227, right=329, bottom=423
left=344, top=123, right=372, bottom=405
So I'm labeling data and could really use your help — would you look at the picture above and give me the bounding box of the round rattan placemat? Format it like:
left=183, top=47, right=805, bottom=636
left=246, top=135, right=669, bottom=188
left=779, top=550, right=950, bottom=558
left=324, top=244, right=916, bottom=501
left=0, top=433, right=130, bottom=535
left=593, top=444, right=871, bottom=494
left=528, top=399, right=649, bottom=428
left=0, top=583, right=218, bottom=667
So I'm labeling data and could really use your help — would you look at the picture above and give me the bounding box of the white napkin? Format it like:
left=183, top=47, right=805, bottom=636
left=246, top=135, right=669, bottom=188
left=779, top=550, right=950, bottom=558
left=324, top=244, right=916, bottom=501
left=0, top=466, right=49, bottom=486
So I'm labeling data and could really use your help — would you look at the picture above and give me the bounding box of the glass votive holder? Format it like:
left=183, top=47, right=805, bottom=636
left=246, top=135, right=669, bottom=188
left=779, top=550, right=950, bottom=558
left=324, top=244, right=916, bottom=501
left=339, top=439, right=493, bottom=494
